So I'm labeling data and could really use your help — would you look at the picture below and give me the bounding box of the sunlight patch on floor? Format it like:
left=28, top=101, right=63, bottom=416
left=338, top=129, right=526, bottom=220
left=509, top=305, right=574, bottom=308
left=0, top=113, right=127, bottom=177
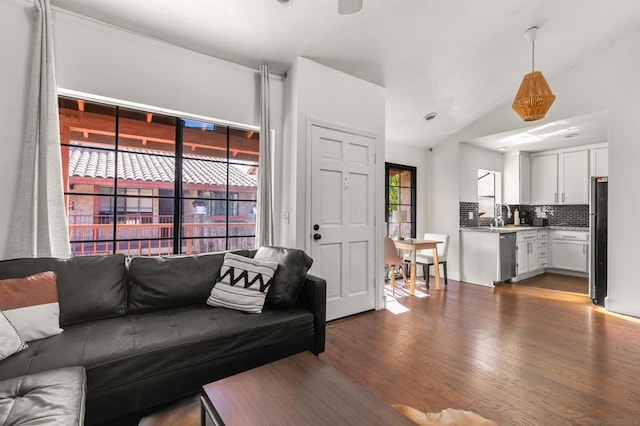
left=385, top=299, right=410, bottom=314
left=384, top=281, right=429, bottom=314
left=385, top=282, right=429, bottom=298
left=507, top=285, right=590, bottom=303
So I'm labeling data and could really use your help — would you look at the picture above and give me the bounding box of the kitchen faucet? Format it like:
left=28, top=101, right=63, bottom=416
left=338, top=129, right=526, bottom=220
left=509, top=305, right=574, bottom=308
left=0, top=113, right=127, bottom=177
left=494, top=203, right=512, bottom=227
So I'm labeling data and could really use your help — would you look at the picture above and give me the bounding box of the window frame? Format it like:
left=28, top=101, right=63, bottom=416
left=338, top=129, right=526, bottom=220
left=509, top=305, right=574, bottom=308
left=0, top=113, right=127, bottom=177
left=60, top=95, right=259, bottom=257
left=478, top=169, right=496, bottom=219
left=385, top=162, right=417, bottom=239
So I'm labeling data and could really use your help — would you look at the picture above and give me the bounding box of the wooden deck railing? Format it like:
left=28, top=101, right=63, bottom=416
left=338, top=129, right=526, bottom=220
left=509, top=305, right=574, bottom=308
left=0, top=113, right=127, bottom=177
left=68, top=218, right=256, bottom=257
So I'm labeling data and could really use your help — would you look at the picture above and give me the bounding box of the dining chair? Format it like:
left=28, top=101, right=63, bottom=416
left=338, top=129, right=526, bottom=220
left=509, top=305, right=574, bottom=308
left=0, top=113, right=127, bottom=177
left=384, top=236, right=408, bottom=295
left=415, top=233, right=449, bottom=289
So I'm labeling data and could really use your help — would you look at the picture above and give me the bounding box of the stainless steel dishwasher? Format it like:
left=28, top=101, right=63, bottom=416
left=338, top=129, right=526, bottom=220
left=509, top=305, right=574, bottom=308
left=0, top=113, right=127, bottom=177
left=498, top=233, right=516, bottom=282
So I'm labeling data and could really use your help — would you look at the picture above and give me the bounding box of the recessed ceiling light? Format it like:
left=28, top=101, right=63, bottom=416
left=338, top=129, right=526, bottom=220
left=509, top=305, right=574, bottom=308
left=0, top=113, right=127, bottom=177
left=497, top=147, right=508, bottom=151
left=565, top=133, right=581, bottom=138
left=423, top=112, right=438, bottom=121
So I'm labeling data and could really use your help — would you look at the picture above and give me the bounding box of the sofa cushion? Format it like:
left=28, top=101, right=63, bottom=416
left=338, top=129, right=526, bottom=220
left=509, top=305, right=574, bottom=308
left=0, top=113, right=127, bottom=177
left=128, top=250, right=249, bottom=314
left=0, top=305, right=315, bottom=404
left=207, top=253, right=278, bottom=313
left=254, top=247, right=314, bottom=309
left=0, top=271, right=62, bottom=341
left=0, top=366, right=86, bottom=426
left=0, top=311, right=27, bottom=360
left=0, top=255, right=127, bottom=326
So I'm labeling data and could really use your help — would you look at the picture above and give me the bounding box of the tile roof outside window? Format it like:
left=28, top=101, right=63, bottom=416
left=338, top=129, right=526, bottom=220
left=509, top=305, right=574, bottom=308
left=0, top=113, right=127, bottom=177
left=68, top=146, right=257, bottom=188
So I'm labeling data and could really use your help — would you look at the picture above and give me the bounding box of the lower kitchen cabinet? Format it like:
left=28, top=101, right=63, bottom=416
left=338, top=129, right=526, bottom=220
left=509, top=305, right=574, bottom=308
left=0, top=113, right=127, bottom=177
left=537, top=230, right=549, bottom=268
left=551, top=240, right=589, bottom=272
left=516, top=240, right=538, bottom=275
left=550, top=230, right=589, bottom=273
left=460, top=231, right=501, bottom=287
left=516, top=231, right=538, bottom=276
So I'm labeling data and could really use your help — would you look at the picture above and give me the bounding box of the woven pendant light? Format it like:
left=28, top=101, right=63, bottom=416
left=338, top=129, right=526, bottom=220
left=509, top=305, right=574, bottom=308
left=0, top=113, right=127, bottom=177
left=512, top=27, right=556, bottom=121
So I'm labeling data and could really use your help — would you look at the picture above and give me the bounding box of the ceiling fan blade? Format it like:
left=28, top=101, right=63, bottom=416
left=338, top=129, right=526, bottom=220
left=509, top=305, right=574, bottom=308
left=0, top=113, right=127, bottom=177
left=338, top=0, right=363, bottom=15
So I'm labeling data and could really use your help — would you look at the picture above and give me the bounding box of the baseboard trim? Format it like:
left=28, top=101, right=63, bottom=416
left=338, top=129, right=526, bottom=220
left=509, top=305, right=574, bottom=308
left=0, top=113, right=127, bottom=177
left=605, top=298, right=640, bottom=318
left=544, top=268, right=588, bottom=278
left=511, top=270, right=543, bottom=282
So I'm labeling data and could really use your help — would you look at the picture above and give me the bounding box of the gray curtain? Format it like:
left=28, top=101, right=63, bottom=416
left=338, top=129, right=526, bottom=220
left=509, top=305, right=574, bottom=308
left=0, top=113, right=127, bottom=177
left=8, top=0, right=70, bottom=258
left=256, top=65, right=274, bottom=247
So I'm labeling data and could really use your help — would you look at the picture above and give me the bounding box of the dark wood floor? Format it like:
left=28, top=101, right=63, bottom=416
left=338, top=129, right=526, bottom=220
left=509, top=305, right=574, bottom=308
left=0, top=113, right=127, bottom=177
left=515, top=272, right=589, bottom=294
left=320, top=277, right=640, bottom=425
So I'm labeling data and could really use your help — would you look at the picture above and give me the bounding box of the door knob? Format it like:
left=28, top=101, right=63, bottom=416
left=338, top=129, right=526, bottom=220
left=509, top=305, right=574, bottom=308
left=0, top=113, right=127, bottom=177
left=313, top=233, right=322, bottom=240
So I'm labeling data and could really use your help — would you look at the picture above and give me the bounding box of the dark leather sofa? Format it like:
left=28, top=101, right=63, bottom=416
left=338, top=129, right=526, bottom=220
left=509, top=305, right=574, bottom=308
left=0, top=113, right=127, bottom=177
left=0, top=249, right=326, bottom=425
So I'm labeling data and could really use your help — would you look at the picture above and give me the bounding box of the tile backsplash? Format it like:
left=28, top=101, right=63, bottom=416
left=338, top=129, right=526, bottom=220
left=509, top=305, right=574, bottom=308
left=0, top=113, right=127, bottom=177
left=459, top=202, right=478, bottom=227
left=459, top=202, right=589, bottom=228
left=517, top=204, right=589, bottom=227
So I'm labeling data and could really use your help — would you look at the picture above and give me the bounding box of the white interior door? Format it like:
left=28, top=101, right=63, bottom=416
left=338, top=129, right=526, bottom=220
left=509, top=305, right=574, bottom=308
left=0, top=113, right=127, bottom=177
left=309, top=123, right=376, bottom=321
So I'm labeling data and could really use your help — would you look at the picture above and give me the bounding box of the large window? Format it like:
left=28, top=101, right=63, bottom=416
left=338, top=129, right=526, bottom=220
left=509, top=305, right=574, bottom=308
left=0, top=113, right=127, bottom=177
left=385, top=163, right=416, bottom=239
left=60, top=96, right=259, bottom=257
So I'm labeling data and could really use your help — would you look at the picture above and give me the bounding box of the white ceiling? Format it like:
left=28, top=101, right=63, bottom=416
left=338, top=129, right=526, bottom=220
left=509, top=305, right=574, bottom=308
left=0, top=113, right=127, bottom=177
left=466, top=110, right=609, bottom=153
left=51, top=0, right=640, bottom=148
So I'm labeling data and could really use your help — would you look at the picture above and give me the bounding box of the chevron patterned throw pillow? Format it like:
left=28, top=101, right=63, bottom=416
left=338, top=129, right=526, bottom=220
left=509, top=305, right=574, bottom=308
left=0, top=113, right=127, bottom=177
left=207, top=253, right=279, bottom=313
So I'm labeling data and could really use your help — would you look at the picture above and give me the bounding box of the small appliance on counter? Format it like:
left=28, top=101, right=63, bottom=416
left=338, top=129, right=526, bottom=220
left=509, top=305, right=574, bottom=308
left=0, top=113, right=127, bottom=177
left=532, top=218, right=548, bottom=227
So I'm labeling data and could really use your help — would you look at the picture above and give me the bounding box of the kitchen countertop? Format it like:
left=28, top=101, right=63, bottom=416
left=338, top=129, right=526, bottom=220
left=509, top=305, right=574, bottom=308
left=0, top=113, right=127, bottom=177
left=460, top=225, right=588, bottom=233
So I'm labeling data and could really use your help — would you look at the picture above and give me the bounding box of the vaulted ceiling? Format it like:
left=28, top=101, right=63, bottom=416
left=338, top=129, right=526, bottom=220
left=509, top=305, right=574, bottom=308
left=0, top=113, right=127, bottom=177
left=51, top=0, right=640, bottom=148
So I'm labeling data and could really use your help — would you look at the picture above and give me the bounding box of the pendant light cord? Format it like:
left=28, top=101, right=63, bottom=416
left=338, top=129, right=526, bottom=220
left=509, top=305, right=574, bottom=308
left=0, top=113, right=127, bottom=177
left=531, top=39, right=535, bottom=73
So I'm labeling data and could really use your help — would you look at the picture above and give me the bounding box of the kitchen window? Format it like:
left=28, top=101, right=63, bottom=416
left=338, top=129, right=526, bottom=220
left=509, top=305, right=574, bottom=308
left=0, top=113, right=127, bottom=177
left=385, top=163, right=416, bottom=239
left=60, top=96, right=259, bottom=257
left=478, top=170, right=496, bottom=218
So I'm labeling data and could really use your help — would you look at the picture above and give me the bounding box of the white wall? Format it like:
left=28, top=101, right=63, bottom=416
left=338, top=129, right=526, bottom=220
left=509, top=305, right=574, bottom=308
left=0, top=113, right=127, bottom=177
left=384, top=142, right=429, bottom=238
left=432, top=30, right=640, bottom=317
left=427, top=140, right=460, bottom=280
left=458, top=143, right=503, bottom=203
left=0, top=1, right=32, bottom=259
left=0, top=0, right=285, bottom=257
left=427, top=142, right=502, bottom=282
left=283, top=56, right=386, bottom=307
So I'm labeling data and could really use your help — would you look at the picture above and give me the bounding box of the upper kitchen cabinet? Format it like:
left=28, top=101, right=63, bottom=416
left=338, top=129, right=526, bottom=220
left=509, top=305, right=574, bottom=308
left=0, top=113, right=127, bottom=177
left=502, top=152, right=530, bottom=204
left=591, top=147, right=608, bottom=177
left=531, top=150, right=589, bottom=204
left=531, top=153, right=558, bottom=204
left=560, top=150, right=589, bottom=204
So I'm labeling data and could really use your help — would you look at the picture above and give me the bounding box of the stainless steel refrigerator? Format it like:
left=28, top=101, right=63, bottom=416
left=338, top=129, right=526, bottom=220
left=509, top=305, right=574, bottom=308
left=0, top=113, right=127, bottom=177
left=589, top=176, right=608, bottom=306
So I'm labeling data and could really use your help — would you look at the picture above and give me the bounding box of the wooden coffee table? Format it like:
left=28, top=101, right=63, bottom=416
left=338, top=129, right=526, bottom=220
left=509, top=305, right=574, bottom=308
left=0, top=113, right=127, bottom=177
left=201, top=351, right=413, bottom=425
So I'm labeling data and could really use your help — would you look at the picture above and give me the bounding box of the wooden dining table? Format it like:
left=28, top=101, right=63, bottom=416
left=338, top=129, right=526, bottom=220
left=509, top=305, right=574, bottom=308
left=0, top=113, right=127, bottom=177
left=393, top=238, right=443, bottom=294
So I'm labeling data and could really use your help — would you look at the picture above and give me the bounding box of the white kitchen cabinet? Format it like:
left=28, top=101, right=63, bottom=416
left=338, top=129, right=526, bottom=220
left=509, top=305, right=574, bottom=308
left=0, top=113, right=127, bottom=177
left=531, top=150, right=589, bottom=204
left=531, top=154, right=558, bottom=204
left=560, top=150, right=589, bottom=204
left=516, top=240, right=528, bottom=275
left=503, top=152, right=530, bottom=204
left=550, top=230, right=589, bottom=273
left=460, top=231, right=501, bottom=287
left=537, top=230, right=549, bottom=269
left=516, top=231, right=538, bottom=275
left=591, top=147, right=608, bottom=177
left=517, top=240, right=539, bottom=274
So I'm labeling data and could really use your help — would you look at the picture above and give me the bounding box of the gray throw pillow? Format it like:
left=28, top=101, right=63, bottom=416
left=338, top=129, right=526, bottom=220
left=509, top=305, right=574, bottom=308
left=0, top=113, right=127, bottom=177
left=253, top=247, right=313, bottom=309
left=0, top=311, right=27, bottom=361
